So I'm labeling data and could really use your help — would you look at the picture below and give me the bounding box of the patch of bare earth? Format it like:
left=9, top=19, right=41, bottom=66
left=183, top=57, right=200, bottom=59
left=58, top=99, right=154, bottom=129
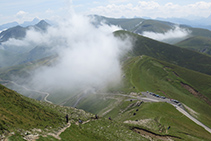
left=181, top=82, right=211, bottom=106
left=47, top=122, right=71, bottom=140
left=124, top=119, right=152, bottom=126
left=133, top=128, right=180, bottom=141
left=22, top=123, right=71, bottom=141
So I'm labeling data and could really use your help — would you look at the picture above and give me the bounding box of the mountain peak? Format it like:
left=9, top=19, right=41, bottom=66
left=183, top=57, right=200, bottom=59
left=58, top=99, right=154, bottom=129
left=20, top=18, right=40, bottom=27
left=35, top=20, right=50, bottom=31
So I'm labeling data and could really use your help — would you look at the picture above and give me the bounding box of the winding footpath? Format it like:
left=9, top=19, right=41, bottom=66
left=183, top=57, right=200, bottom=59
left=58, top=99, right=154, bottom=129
left=47, top=122, right=71, bottom=140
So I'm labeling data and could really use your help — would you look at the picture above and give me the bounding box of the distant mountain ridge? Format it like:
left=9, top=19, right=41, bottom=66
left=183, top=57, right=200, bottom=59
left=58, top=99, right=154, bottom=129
left=0, top=20, right=51, bottom=68
left=92, top=15, right=211, bottom=56
left=0, top=20, right=49, bottom=43
left=0, top=22, right=19, bottom=31
left=20, top=18, right=40, bottom=27
left=0, top=18, right=40, bottom=31
left=156, top=13, right=211, bottom=30
left=92, top=15, right=211, bottom=38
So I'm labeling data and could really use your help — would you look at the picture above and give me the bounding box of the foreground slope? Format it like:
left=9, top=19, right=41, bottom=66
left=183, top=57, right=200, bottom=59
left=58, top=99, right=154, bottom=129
left=0, top=84, right=147, bottom=140
left=0, top=84, right=64, bottom=135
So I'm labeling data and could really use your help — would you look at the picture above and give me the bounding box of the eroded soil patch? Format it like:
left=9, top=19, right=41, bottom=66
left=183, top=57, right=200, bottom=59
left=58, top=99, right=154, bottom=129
left=180, top=82, right=211, bottom=106
left=132, top=127, right=181, bottom=141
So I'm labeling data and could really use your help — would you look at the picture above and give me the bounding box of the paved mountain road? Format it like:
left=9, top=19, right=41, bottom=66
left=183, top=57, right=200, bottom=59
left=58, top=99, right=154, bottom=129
left=140, top=92, right=211, bottom=134
left=175, top=105, right=211, bottom=134
left=109, top=92, right=211, bottom=134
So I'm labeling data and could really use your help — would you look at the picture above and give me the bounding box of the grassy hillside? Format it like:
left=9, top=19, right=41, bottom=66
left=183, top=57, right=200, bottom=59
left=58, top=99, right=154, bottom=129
left=0, top=83, right=149, bottom=140
left=189, top=27, right=211, bottom=38
left=120, top=55, right=211, bottom=128
left=59, top=118, right=146, bottom=141
left=0, top=84, right=64, bottom=135
left=115, top=30, right=211, bottom=75
left=103, top=100, right=211, bottom=140
left=133, top=19, right=174, bottom=33
left=92, top=15, right=145, bottom=31
left=53, top=55, right=211, bottom=140
left=176, top=36, right=211, bottom=56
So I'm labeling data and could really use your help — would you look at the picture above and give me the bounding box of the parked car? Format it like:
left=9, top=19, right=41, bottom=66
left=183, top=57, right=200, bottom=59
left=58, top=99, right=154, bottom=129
left=160, top=96, right=166, bottom=99
left=173, top=100, right=179, bottom=103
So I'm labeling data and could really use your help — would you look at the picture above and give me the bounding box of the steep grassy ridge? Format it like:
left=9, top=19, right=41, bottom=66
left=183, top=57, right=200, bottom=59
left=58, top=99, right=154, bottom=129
left=115, top=30, right=211, bottom=75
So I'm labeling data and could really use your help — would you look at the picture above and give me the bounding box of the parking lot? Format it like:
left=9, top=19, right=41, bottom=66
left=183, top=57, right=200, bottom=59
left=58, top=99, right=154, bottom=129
left=141, top=92, right=183, bottom=108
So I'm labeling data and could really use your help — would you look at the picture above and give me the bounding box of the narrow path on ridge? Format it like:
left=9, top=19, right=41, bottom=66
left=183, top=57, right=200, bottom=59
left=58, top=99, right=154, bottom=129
left=47, top=122, right=71, bottom=140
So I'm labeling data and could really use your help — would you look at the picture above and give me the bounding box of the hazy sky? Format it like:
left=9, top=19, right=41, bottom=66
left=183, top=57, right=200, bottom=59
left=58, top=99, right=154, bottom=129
left=0, top=0, right=211, bottom=24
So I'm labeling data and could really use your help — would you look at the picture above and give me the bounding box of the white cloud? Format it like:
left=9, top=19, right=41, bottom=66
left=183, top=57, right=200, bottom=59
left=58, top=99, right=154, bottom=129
left=16, top=10, right=28, bottom=18
left=108, top=0, right=129, bottom=4
left=14, top=10, right=37, bottom=24
left=142, top=26, right=191, bottom=41
left=11, top=13, right=133, bottom=92
left=45, top=8, right=54, bottom=14
left=89, top=1, right=211, bottom=18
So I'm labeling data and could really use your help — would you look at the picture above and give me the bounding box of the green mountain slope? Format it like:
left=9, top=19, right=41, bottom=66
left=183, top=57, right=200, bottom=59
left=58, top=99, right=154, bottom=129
left=115, top=30, right=211, bottom=75
left=92, top=15, right=145, bottom=31
left=132, top=19, right=174, bottom=33
left=0, top=84, right=63, bottom=134
left=57, top=54, right=211, bottom=140
left=103, top=100, right=211, bottom=140
left=93, top=15, right=174, bottom=34
left=189, top=27, right=211, bottom=38
left=176, top=36, right=211, bottom=56
left=122, top=55, right=211, bottom=126
left=0, top=83, right=149, bottom=140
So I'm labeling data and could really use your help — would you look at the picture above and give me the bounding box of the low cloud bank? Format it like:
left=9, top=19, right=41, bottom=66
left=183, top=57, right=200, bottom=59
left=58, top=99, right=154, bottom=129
left=20, top=14, right=133, bottom=92
left=142, top=26, right=191, bottom=42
